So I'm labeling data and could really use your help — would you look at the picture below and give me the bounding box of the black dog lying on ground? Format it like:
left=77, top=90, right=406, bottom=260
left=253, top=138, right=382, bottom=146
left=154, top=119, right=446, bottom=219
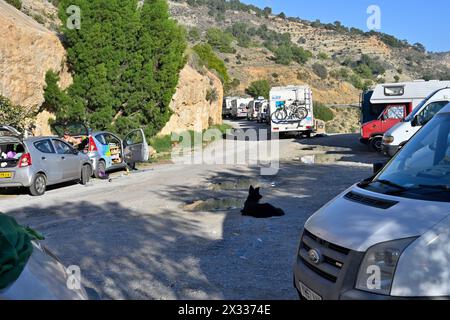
left=241, top=186, right=285, bottom=218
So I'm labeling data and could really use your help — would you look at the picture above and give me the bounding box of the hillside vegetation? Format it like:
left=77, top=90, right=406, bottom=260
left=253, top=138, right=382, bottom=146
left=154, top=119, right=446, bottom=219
left=169, top=0, right=450, bottom=104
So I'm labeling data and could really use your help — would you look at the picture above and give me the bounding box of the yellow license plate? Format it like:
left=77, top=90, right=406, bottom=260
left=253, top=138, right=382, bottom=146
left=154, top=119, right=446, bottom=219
left=0, top=172, right=13, bottom=179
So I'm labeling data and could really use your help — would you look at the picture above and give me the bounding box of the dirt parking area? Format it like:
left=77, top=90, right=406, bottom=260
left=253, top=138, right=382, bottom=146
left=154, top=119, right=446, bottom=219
left=0, top=121, right=387, bottom=299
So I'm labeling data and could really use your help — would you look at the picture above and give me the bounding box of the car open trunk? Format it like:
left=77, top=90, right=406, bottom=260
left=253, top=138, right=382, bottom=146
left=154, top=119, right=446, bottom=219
left=0, top=136, right=24, bottom=169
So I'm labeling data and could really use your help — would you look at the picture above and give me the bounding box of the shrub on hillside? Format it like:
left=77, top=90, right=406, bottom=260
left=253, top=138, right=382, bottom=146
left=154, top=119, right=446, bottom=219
left=0, top=96, right=34, bottom=132
left=193, top=44, right=229, bottom=83
left=245, top=80, right=270, bottom=99
left=6, top=0, right=22, bottom=10
left=314, top=103, right=334, bottom=122
left=206, top=28, right=235, bottom=53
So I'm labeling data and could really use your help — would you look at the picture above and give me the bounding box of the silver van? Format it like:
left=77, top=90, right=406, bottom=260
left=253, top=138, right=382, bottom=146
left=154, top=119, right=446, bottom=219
left=294, top=102, right=450, bottom=300
left=0, top=132, right=92, bottom=196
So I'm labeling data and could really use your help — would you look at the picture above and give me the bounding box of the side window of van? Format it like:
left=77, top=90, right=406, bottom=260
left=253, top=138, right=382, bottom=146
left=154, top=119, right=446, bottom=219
left=419, top=101, right=449, bottom=125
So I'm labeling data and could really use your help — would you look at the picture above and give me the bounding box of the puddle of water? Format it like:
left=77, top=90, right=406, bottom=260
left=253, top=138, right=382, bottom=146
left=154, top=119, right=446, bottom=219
left=298, top=153, right=344, bottom=164
left=209, top=178, right=261, bottom=191
left=183, top=198, right=243, bottom=212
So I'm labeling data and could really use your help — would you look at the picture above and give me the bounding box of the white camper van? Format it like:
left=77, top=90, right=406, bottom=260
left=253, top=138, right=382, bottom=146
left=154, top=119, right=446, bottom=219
left=231, top=97, right=253, bottom=119
left=382, top=87, right=450, bottom=156
left=247, top=97, right=268, bottom=121
left=270, top=86, right=314, bottom=137
left=294, top=103, right=450, bottom=300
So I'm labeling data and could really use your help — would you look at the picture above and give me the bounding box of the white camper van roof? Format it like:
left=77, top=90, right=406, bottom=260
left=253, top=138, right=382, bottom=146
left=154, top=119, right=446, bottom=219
left=371, top=80, right=450, bottom=104
left=270, top=85, right=311, bottom=92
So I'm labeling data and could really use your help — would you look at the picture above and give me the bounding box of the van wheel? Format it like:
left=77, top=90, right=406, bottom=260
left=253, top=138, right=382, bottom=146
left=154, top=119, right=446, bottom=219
left=80, top=165, right=91, bottom=185
left=94, top=160, right=106, bottom=179
left=29, top=173, right=46, bottom=196
left=370, top=136, right=383, bottom=152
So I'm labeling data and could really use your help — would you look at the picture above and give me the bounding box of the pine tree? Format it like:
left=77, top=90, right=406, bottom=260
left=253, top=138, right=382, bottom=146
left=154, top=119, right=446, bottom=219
left=50, top=0, right=186, bottom=137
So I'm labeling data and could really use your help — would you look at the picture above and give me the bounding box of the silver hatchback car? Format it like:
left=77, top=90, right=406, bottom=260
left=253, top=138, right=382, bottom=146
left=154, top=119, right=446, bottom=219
left=0, top=130, right=92, bottom=196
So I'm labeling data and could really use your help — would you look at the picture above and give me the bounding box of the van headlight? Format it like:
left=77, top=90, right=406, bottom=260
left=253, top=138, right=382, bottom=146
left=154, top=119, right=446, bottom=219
left=355, top=237, right=417, bottom=295
left=383, top=135, right=395, bottom=145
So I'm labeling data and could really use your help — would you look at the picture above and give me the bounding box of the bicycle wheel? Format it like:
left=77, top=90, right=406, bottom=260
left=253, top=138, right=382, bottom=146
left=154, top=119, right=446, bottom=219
left=271, top=109, right=287, bottom=122
left=293, top=107, right=308, bottom=120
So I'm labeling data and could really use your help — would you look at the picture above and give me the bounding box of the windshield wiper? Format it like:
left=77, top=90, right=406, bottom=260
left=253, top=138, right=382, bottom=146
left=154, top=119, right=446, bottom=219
left=359, top=179, right=407, bottom=191
left=417, top=184, right=450, bottom=192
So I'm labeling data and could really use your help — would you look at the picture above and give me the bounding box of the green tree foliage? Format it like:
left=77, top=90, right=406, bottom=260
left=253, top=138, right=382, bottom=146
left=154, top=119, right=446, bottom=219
left=50, top=0, right=186, bottom=138
left=6, top=0, right=22, bottom=10
left=206, top=28, right=235, bottom=53
left=0, top=96, right=34, bottom=132
left=245, top=80, right=270, bottom=99
left=343, top=54, right=385, bottom=79
left=193, top=43, right=229, bottom=83
left=313, top=103, right=334, bottom=122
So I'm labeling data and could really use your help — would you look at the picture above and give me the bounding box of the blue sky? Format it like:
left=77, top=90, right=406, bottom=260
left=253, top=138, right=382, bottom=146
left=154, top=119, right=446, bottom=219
left=241, top=0, right=450, bottom=52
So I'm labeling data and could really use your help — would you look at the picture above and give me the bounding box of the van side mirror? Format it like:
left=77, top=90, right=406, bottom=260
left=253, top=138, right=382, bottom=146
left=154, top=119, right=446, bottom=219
left=373, top=162, right=385, bottom=175
left=411, top=116, right=420, bottom=127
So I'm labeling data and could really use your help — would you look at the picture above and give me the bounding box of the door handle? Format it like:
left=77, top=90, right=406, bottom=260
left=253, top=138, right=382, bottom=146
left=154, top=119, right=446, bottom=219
left=41, top=157, right=46, bottom=160
left=61, top=156, right=65, bottom=160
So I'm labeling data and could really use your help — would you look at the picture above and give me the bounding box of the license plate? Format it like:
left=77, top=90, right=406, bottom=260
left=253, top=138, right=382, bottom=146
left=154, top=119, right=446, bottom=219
left=299, top=282, right=322, bottom=301
left=0, top=172, right=13, bottom=179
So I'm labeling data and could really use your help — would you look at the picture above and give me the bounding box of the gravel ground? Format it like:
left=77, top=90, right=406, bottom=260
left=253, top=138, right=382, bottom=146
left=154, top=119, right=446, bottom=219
left=0, top=120, right=386, bottom=300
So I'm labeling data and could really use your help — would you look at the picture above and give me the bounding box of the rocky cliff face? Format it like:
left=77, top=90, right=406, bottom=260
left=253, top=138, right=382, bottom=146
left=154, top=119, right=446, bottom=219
left=0, top=0, right=71, bottom=135
left=159, top=64, right=223, bottom=136
left=1, top=0, right=223, bottom=137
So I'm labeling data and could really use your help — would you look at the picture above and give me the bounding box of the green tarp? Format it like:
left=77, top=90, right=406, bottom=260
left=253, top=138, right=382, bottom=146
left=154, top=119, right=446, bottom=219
left=0, top=213, right=44, bottom=290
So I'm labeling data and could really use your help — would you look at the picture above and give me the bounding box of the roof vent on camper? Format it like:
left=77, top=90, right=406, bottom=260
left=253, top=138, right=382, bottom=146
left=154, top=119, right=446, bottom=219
left=344, top=191, right=398, bottom=209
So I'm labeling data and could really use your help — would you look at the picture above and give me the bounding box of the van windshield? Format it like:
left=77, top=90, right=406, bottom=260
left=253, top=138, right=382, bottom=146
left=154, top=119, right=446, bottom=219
left=366, top=112, right=450, bottom=201
left=404, top=89, right=440, bottom=122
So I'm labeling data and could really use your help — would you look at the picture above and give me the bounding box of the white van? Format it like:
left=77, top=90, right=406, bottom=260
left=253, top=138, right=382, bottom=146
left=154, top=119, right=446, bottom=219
left=231, top=98, right=253, bottom=119
left=294, top=103, right=450, bottom=300
left=270, top=85, right=314, bottom=137
left=382, top=87, right=450, bottom=156
left=247, top=97, right=267, bottom=121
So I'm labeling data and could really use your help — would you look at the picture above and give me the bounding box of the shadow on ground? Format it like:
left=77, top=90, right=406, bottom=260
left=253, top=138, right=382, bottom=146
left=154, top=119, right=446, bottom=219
left=4, top=161, right=374, bottom=300
left=152, top=161, right=373, bottom=299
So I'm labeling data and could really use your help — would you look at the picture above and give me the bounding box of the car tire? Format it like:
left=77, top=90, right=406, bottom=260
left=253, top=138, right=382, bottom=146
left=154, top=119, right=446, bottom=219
left=80, top=165, right=91, bottom=185
left=370, top=136, right=383, bottom=152
left=29, top=173, right=46, bottom=196
left=94, top=160, right=106, bottom=179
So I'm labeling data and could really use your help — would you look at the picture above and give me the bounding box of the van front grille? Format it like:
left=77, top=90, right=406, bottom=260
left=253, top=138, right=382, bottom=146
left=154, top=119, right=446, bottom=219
left=299, top=230, right=350, bottom=284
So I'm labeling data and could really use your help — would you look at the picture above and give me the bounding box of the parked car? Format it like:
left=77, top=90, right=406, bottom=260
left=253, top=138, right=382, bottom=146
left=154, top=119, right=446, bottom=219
left=294, top=102, right=450, bottom=300
left=51, top=123, right=149, bottom=178
left=0, top=129, right=92, bottom=196
left=382, top=87, right=450, bottom=156
left=1, top=240, right=89, bottom=300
